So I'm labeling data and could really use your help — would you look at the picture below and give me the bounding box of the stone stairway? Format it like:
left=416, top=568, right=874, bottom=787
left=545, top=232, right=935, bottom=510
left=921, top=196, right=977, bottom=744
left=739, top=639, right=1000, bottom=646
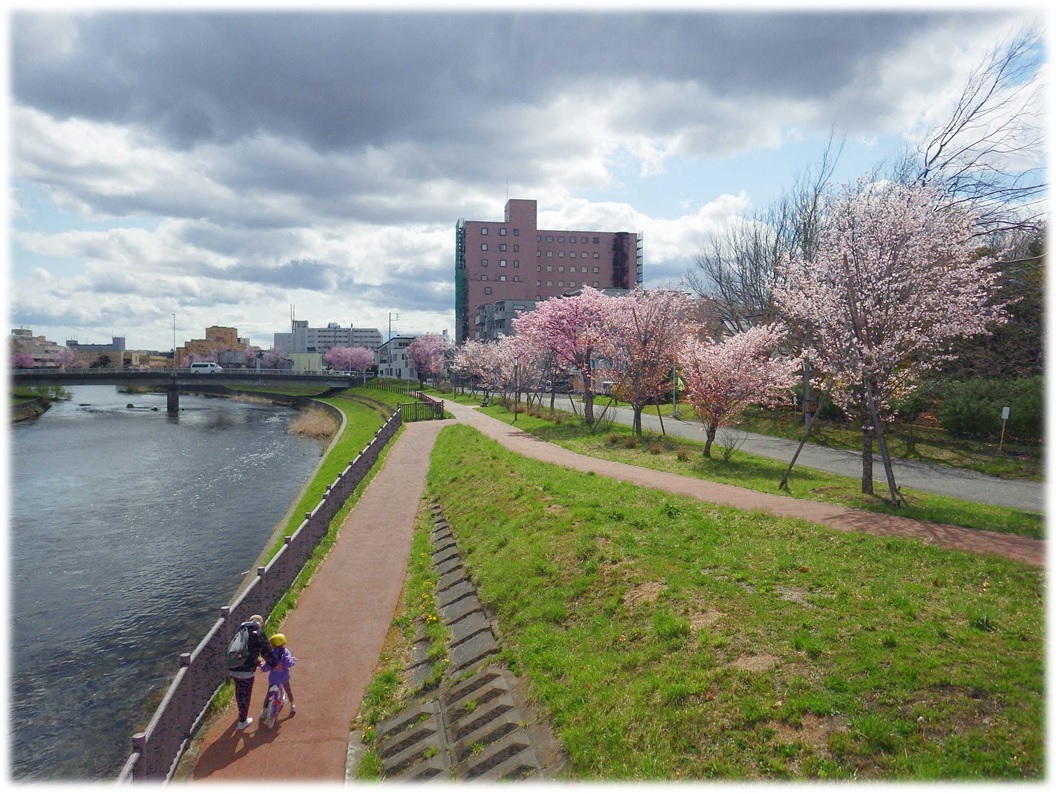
left=362, top=504, right=565, bottom=781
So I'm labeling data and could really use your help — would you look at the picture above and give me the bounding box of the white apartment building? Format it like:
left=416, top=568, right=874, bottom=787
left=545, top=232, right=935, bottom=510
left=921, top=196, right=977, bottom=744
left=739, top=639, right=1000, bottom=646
left=273, top=321, right=383, bottom=354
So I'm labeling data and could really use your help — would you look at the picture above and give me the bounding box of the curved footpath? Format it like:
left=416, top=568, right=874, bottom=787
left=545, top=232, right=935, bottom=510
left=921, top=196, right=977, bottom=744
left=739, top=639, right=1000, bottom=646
left=183, top=401, right=1044, bottom=783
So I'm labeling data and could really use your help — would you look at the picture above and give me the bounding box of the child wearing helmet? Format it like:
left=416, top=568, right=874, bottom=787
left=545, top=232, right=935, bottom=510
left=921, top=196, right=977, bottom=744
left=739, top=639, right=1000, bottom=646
left=260, top=632, right=297, bottom=714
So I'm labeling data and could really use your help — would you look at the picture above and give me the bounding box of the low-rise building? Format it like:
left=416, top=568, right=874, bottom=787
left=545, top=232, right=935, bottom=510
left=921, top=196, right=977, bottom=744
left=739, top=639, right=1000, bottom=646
left=376, top=335, right=419, bottom=381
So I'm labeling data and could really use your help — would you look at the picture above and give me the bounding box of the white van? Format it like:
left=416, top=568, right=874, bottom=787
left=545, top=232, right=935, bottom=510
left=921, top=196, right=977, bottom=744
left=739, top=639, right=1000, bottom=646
left=190, top=362, right=223, bottom=374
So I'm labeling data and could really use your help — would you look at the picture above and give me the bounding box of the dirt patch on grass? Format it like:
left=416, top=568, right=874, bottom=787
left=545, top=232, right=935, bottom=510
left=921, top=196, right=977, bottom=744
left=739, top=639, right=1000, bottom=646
left=731, top=653, right=779, bottom=672
left=776, top=586, right=813, bottom=606
left=769, top=713, right=849, bottom=748
left=689, top=609, right=723, bottom=629
left=624, top=581, right=665, bottom=606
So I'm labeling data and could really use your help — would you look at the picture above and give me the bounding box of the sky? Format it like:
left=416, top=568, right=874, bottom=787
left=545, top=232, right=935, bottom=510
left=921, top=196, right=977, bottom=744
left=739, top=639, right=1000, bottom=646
left=4, top=1, right=1047, bottom=353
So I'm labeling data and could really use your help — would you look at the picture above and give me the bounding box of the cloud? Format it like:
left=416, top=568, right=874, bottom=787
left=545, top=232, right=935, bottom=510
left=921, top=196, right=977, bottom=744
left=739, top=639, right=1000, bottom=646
left=7, top=9, right=1040, bottom=350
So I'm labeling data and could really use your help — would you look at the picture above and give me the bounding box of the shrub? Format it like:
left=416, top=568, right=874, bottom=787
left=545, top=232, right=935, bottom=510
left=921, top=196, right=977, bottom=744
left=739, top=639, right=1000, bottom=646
left=935, top=377, right=1042, bottom=440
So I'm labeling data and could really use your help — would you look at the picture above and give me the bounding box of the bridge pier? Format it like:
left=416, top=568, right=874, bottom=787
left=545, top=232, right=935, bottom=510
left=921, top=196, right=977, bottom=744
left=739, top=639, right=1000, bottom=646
left=167, top=386, right=179, bottom=414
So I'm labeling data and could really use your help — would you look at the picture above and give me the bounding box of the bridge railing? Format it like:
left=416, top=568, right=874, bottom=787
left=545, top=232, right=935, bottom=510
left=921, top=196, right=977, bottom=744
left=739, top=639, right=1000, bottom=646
left=117, top=407, right=404, bottom=782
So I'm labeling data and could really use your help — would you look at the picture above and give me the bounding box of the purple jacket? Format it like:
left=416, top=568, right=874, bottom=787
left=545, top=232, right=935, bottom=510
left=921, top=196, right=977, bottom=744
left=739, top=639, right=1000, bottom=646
left=261, top=646, right=296, bottom=685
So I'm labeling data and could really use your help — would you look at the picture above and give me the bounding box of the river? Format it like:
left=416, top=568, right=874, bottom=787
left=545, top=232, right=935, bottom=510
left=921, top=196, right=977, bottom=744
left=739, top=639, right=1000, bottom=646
left=8, top=385, right=326, bottom=780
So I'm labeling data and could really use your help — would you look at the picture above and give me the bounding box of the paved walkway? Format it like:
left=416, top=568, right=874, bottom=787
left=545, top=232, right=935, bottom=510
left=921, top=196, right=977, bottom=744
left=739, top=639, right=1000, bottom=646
left=184, top=402, right=1044, bottom=782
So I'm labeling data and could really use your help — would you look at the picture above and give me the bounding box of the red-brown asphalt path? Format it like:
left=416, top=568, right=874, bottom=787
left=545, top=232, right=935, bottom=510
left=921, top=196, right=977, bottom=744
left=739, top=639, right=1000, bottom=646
left=185, top=401, right=1044, bottom=782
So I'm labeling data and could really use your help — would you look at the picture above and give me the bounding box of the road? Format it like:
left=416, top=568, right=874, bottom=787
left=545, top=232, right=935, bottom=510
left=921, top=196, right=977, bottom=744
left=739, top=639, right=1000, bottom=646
left=552, top=396, right=1044, bottom=513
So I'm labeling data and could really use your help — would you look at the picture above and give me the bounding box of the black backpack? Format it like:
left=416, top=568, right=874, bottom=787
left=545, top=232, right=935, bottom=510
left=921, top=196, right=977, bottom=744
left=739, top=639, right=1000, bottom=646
left=226, top=622, right=257, bottom=669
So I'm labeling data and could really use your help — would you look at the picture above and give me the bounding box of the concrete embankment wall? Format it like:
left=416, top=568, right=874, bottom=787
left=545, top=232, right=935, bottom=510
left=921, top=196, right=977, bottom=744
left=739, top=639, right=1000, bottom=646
left=11, top=398, right=49, bottom=422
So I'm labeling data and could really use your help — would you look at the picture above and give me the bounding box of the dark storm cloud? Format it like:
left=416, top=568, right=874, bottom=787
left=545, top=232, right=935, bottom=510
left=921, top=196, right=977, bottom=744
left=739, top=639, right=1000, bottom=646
left=12, top=10, right=964, bottom=154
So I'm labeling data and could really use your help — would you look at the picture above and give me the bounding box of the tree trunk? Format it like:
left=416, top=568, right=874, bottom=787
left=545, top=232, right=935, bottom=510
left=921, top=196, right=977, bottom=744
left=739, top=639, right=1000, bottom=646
left=861, top=426, right=874, bottom=495
left=584, top=392, right=595, bottom=425
left=632, top=406, right=643, bottom=436
left=704, top=423, right=717, bottom=458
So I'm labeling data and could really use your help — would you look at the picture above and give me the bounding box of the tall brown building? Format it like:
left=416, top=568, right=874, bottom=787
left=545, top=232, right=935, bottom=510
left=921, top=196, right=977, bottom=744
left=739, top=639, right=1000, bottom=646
left=455, top=199, right=643, bottom=344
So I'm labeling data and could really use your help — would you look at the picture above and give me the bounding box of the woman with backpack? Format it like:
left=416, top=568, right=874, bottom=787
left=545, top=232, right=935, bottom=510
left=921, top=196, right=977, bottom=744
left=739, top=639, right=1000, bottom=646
left=226, top=614, right=270, bottom=730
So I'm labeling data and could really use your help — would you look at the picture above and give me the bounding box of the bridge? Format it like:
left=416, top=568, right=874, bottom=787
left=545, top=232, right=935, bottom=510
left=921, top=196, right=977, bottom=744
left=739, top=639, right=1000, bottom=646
left=12, top=368, right=366, bottom=412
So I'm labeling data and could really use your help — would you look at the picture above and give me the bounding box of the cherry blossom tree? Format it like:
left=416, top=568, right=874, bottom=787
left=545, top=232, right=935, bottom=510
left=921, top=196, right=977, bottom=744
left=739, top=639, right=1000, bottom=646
left=12, top=351, right=36, bottom=368
left=53, top=348, right=76, bottom=369
left=242, top=345, right=262, bottom=369
left=261, top=346, right=289, bottom=369
left=452, top=340, right=489, bottom=394
left=512, top=287, right=618, bottom=425
left=601, top=288, right=692, bottom=435
left=772, top=179, right=1007, bottom=502
left=677, top=324, right=798, bottom=458
left=408, top=334, right=452, bottom=387
left=323, top=346, right=355, bottom=372
left=347, top=347, right=375, bottom=373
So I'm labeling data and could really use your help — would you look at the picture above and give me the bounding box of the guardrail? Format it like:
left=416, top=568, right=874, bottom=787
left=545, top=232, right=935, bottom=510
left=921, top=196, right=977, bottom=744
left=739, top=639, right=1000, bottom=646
left=116, top=408, right=405, bottom=782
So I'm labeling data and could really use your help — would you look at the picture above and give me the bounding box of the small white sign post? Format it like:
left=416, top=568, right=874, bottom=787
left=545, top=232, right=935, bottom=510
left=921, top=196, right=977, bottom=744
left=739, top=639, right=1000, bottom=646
left=999, top=406, right=1011, bottom=452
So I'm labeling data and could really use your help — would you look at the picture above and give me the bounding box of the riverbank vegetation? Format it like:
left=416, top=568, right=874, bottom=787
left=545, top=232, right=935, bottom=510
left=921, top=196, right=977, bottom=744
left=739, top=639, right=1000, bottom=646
left=409, top=425, right=1042, bottom=780
left=288, top=404, right=340, bottom=439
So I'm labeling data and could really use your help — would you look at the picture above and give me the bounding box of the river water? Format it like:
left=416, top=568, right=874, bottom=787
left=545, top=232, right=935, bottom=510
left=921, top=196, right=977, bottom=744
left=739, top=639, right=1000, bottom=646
left=8, top=385, right=326, bottom=780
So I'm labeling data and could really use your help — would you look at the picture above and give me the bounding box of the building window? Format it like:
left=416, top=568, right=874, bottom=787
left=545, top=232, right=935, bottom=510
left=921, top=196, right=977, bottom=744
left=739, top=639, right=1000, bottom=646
left=481, top=243, right=488, bottom=251
left=570, top=252, right=576, bottom=258
left=485, top=287, right=492, bottom=294
left=513, top=244, right=519, bottom=252
left=546, top=265, right=553, bottom=272
left=481, top=274, right=488, bottom=280
left=593, top=266, right=600, bottom=273
left=546, top=280, right=553, bottom=287
left=593, top=281, right=600, bottom=287
left=546, top=235, right=553, bottom=242
left=558, top=280, right=565, bottom=287
left=536, top=280, right=541, bottom=286
left=558, top=235, right=564, bottom=242
left=570, top=280, right=577, bottom=287
left=593, top=236, right=600, bottom=243
left=500, top=227, right=507, bottom=236
left=514, top=229, right=519, bottom=236
left=481, top=259, right=488, bottom=266
left=499, top=275, right=507, bottom=281
left=580, top=236, right=587, bottom=243
left=514, top=260, right=520, bottom=267
left=481, top=227, right=488, bottom=235
left=536, top=235, right=542, bottom=241
left=558, top=266, right=564, bottom=272
left=500, top=259, right=507, bottom=267
left=547, top=251, right=553, bottom=257
left=593, top=252, right=600, bottom=259
left=513, top=275, right=520, bottom=282
left=499, top=243, right=507, bottom=251
left=559, top=252, right=564, bottom=258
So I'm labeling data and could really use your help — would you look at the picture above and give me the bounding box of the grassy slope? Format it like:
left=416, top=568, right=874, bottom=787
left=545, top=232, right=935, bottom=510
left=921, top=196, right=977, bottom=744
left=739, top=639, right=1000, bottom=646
left=425, top=425, right=1044, bottom=781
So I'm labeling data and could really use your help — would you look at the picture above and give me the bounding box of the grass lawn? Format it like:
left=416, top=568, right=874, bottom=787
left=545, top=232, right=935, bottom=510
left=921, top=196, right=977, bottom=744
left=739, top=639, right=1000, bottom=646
left=423, top=425, right=1044, bottom=781
left=466, top=401, right=1042, bottom=539
left=735, top=408, right=1042, bottom=481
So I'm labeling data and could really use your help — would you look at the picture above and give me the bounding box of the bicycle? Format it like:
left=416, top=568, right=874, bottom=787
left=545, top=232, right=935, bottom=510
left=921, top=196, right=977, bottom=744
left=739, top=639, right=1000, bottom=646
left=259, top=683, right=286, bottom=729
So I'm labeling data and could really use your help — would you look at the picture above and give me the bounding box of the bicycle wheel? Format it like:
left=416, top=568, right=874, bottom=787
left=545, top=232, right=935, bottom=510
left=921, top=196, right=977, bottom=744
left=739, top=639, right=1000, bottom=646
left=260, top=685, right=284, bottom=728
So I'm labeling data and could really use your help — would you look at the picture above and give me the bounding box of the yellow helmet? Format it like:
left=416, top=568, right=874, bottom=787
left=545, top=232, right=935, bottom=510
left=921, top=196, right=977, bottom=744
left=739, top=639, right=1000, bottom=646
left=269, top=633, right=286, bottom=647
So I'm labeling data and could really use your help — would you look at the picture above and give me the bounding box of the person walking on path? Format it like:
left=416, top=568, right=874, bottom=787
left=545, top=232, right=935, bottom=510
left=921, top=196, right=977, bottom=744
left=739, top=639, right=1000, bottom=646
left=187, top=418, right=449, bottom=781
left=227, top=614, right=270, bottom=731
left=261, top=633, right=297, bottom=714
